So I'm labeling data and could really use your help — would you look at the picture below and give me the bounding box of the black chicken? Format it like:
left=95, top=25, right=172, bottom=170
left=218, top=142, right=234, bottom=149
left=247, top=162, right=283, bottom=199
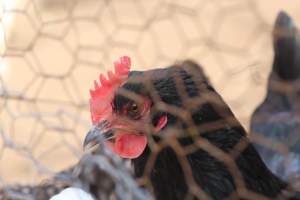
left=84, top=56, right=300, bottom=200
left=250, top=11, right=300, bottom=186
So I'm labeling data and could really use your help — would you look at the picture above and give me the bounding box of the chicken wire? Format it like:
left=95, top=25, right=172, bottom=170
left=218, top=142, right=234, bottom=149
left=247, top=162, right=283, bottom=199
left=0, top=0, right=300, bottom=199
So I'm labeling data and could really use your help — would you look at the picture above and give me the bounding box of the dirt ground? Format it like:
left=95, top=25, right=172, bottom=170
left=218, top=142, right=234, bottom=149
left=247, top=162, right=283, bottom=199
left=0, top=0, right=300, bottom=185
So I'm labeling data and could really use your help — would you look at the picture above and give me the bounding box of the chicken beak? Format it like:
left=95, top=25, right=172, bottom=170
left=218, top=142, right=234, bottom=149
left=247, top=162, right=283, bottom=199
left=83, top=128, right=99, bottom=151
left=83, top=122, right=113, bottom=151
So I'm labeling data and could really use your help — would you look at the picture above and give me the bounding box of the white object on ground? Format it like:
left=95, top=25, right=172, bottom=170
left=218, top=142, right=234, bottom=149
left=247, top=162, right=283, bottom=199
left=49, top=187, right=95, bottom=200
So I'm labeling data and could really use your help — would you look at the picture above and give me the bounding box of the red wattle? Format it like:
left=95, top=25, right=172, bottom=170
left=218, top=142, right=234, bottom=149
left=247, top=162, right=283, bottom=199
left=112, top=133, right=147, bottom=159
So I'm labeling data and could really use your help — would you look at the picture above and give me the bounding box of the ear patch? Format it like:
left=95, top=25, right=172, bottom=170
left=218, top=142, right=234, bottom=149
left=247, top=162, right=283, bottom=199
left=154, top=115, right=168, bottom=133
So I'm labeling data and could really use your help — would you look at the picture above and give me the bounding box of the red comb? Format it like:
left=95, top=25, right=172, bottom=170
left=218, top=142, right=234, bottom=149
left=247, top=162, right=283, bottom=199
left=90, top=56, right=131, bottom=124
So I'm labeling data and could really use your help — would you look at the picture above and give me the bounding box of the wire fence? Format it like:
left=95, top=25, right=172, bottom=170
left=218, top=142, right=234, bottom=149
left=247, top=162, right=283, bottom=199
left=0, top=0, right=300, bottom=199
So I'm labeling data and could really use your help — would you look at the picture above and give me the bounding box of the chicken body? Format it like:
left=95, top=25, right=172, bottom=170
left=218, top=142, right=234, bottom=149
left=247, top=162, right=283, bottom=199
left=129, top=64, right=297, bottom=200
left=250, top=11, right=300, bottom=186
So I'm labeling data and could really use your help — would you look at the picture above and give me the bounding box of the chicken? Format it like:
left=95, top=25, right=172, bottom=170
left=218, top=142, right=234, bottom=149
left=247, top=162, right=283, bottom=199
left=84, top=56, right=300, bottom=199
left=0, top=169, right=73, bottom=200
left=250, top=11, right=300, bottom=187
left=0, top=141, right=151, bottom=200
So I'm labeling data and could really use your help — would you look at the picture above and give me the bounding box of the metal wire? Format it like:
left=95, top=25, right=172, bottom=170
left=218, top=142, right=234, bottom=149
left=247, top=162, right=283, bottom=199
left=0, top=0, right=299, bottom=199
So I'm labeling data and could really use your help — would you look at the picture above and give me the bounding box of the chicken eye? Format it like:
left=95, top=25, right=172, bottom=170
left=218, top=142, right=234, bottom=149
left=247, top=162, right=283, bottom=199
left=127, top=102, right=141, bottom=119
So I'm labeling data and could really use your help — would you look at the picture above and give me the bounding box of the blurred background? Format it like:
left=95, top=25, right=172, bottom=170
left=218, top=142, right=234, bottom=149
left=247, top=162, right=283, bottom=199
left=0, top=0, right=299, bottom=186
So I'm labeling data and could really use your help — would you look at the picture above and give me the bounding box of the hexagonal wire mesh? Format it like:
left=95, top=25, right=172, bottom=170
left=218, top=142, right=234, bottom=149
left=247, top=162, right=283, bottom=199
left=0, top=0, right=300, bottom=199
